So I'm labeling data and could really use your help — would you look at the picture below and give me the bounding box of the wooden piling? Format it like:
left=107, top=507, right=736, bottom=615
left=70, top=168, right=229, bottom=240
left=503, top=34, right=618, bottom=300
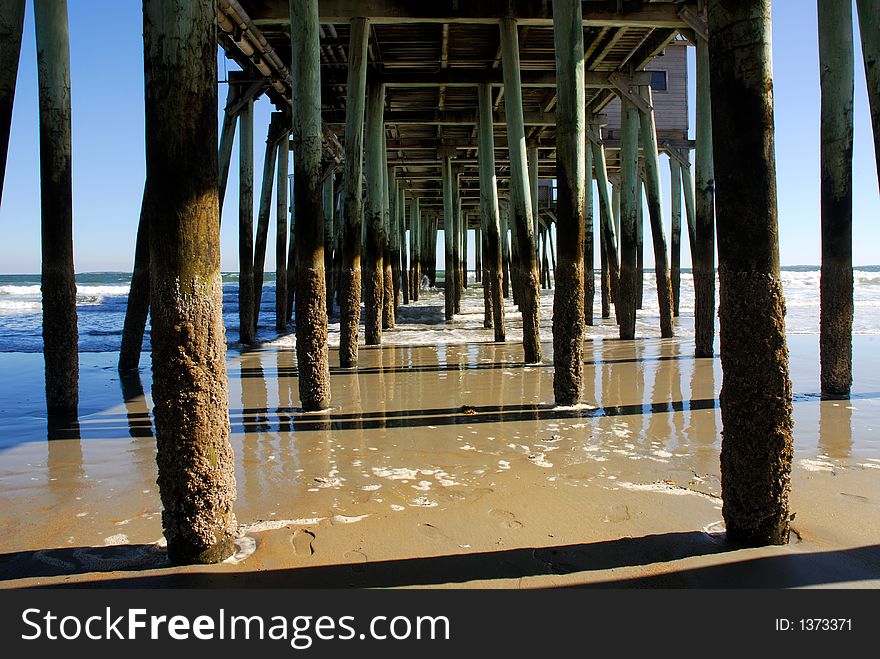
left=382, top=138, right=395, bottom=329
left=709, top=0, right=793, bottom=546
left=528, top=143, right=540, bottom=250
left=856, top=0, right=880, bottom=192
left=638, top=85, right=675, bottom=338
left=670, top=158, right=683, bottom=316
left=410, top=196, right=421, bottom=301
left=276, top=118, right=290, bottom=330
left=680, top=156, right=699, bottom=267
left=478, top=82, right=506, bottom=342
left=591, top=136, right=622, bottom=323
left=460, top=210, right=468, bottom=292
left=238, top=97, right=255, bottom=344
left=443, top=155, right=456, bottom=321
left=819, top=0, right=854, bottom=397
left=338, top=17, right=369, bottom=366
left=0, top=0, right=25, bottom=206
left=635, top=174, right=644, bottom=310
left=400, top=188, right=409, bottom=304
left=618, top=98, right=640, bottom=340
left=695, top=32, right=716, bottom=358
left=474, top=227, right=482, bottom=286
left=35, top=0, right=78, bottom=415
left=500, top=205, right=511, bottom=299
left=290, top=0, right=330, bottom=410
left=391, top=179, right=402, bottom=308
left=323, top=174, right=335, bottom=314
left=143, top=0, right=235, bottom=564
left=217, top=82, right=239, bottom=219
left=500, top=18, right=541, bottom=363
left=119, top=184, right=151, bottom=371
left=552, top=0, right=587, bottom=405
left=584, top=136, right=595, bottom=326
left=253, top=114, right=281, bottom=330
left=364, top=82, right=386, bottom=345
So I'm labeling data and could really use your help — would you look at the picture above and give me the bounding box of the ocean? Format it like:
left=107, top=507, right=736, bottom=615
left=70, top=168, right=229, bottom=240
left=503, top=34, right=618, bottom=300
left=1, top=267, right=880, bottom=353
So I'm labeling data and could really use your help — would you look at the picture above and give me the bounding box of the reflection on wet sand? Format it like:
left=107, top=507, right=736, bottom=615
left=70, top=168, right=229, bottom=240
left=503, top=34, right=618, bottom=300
left=1, top=333, right=879, bottom=588
left=819, top=399, right=853, bottom=459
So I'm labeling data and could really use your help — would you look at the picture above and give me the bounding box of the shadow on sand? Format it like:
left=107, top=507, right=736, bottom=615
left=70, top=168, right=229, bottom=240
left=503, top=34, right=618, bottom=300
left=2, top=532, right=878, bottom=589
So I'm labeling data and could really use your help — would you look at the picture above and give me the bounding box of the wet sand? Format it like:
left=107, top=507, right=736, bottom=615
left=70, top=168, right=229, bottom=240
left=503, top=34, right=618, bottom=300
left=1, top=290, right=879, bottom=588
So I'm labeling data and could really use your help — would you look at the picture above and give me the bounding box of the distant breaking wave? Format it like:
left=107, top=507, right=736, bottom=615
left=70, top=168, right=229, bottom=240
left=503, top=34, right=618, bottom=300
left=1, top=268, right=880, bottom=352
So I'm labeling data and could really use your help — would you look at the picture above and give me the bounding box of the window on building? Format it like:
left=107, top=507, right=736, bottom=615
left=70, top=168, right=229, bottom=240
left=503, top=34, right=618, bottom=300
left=648, top=70, right=668, bottom=92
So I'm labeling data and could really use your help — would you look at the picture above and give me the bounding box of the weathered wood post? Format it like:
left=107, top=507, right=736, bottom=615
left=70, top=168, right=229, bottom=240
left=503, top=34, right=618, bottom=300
left=400, top=187, right=409, bottom=304
left=453, top=174, right=466, bottom=314
left=474, top=228, right=482, bottom=284
left=410, top=196, right=420, bottom=301
left=500, top=204, right=511, bottom=298
left=591, top=132, right=622, bottom=323
left=339, top=17, right=369, bottom=366
left=390, top=177, right=401, bottom=308
left=478, top=82, right=506, bottom=342
left=584, top=137, right=595, bottom=326
left=552, top=0, right=587, bottom=405
left=599, top=223, right=610, bottom=318
left=253, top=114, right=282, bottom=329
left=35, top=0, right=78, bottom=415
left=460, top=209, right=468, bottom=292
left=528, top=142, right=540, bottom=251
left=500, top=18, right=541, bottom=362
left=0, top=0, right=25, bottom=206
left=669, top=157, right=683, bottom=316
left=143, top=0, right=235, bottom=564
left=709, top=0, right=793, bottom=545
left=364, top=82, right=386, bottom=345
left=442, top=155, right=456, bottom=321
left=618, top=97, right=640, bottom=340
left=856, top=0, right=880, bottom=191
left=680, top=155, right=699, bottom=266
left=431, top=215, right=438, bottom=287
left=635, top=174, right=644, bottom=309
left=218, top=81, right=240, bottom=218
left=284, top=172, right=296, bottom=323
left=119, top=185, right=150, bottom=371
left=638, top=85, right=675, bottom=338
left=819, top=0, right=854, bottom=396
left=238, top=96, right=255, bottom=344
left=323, top=174, right=335, bottom=314
left=695, top=31, right=716, bottom=357
left=382, top=137, right=395, bottom=329
left=276, top=116, right=290, bottom=330
left=290, top=0, right=331, bottom=410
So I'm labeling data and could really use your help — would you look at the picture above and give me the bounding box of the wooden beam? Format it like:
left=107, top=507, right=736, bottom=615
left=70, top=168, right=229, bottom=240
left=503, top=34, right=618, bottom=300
left=321, top=68, right=651, bottom=88
left=323, top=109, right=558, bottom=125
left=246, top=0, right=695, bottom=27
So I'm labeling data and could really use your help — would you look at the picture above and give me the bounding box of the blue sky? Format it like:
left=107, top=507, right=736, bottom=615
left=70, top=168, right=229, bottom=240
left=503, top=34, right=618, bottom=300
left=0, top=0, right=877, bottom=273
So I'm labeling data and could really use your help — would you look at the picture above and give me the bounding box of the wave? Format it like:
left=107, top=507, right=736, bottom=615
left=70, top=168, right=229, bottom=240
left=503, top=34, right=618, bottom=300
left=0, top=300, right=42, bottom=312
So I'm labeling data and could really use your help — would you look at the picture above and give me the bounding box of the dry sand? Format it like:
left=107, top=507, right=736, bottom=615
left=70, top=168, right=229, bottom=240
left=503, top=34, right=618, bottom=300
left=0, top=291, right=878, bottom=588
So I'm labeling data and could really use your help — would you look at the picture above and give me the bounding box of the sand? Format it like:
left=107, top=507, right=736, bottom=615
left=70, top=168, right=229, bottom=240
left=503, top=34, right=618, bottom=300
left=0, top=290, right=879, bottom=588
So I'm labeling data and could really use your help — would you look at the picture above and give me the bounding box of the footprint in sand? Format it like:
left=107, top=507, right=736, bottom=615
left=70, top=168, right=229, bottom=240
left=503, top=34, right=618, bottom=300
left=489, top=508, right=523, bottom=530
left=603, top=504, right=630, bottom=523
left=291, top=529, right=316, bottom=557
left=418, top=523, right=451, bottom=542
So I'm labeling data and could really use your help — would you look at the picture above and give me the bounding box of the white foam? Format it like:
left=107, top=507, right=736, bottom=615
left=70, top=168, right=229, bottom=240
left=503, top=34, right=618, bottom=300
left=332, top=514, right=370, bottom=524
left=614, top=480, right=721, bottom=502
left=239, top=517, right=325, bottom=533
left=799, top=458, right=835, bottom=473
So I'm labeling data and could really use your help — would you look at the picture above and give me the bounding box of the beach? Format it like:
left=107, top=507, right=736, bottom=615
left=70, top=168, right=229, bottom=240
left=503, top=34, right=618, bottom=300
left=0, top=277, right=878, bottom=588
